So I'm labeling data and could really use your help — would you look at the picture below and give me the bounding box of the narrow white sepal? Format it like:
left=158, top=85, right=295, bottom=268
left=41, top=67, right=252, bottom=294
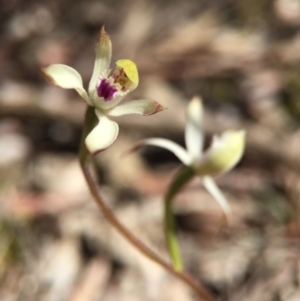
left=202, top=176, right=231, bottom=219
left=136, top=138, right=192, bottom=166
left=185, top=96, right=204, bottom=161
left=41, top=64, right=92, bottom=105
left=107, top=100, right=165, bottom=116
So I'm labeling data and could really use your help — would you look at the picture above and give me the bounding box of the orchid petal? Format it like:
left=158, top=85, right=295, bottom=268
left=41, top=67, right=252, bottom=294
left=202, top=176, right=231, bottom=219
left=185, top=96, right=204, bottom=161
left=88, top=26, right=112, bottom=97
left=94, top=93, right=127, bottom=111
left=196, top=130, right=245, bottom=177
left=128, top=138, right=192, bottom=166
left=85, top=114, right=119, bottom=155
left=41, top=64, right=92, bottom=105
left=107, top=100, right=165, bottom=116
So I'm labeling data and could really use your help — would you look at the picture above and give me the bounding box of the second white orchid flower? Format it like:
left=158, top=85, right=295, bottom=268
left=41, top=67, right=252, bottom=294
left=133, top=96, right=246, bottom=217
left=42, top=26, right=164, bottom=155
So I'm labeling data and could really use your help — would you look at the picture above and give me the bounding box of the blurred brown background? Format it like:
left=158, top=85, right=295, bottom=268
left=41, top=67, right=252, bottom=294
left=1, top=0, right=300, bottom=300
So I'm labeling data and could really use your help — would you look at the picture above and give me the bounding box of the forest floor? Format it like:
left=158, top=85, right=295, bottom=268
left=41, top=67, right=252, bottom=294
left=1, top=0, right=300, bottom=300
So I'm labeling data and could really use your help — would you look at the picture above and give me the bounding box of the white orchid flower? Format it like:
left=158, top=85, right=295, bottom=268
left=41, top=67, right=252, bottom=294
left=133, top=96, right=245, bottom=217
left=42, top=26, right=164, bottom=155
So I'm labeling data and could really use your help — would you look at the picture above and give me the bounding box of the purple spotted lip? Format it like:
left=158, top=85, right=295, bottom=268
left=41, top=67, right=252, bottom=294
left=96, top=78, right=118, bottom=101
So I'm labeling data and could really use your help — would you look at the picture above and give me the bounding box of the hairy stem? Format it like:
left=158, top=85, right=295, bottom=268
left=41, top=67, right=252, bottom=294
left=79, top=106, right=215, bottom=301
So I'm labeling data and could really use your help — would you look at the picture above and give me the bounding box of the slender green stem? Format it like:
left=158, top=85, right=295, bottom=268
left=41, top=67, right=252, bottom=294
left=79, top=107, right=215, bottom=301
left=165, top=166, right=195, bottom=271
